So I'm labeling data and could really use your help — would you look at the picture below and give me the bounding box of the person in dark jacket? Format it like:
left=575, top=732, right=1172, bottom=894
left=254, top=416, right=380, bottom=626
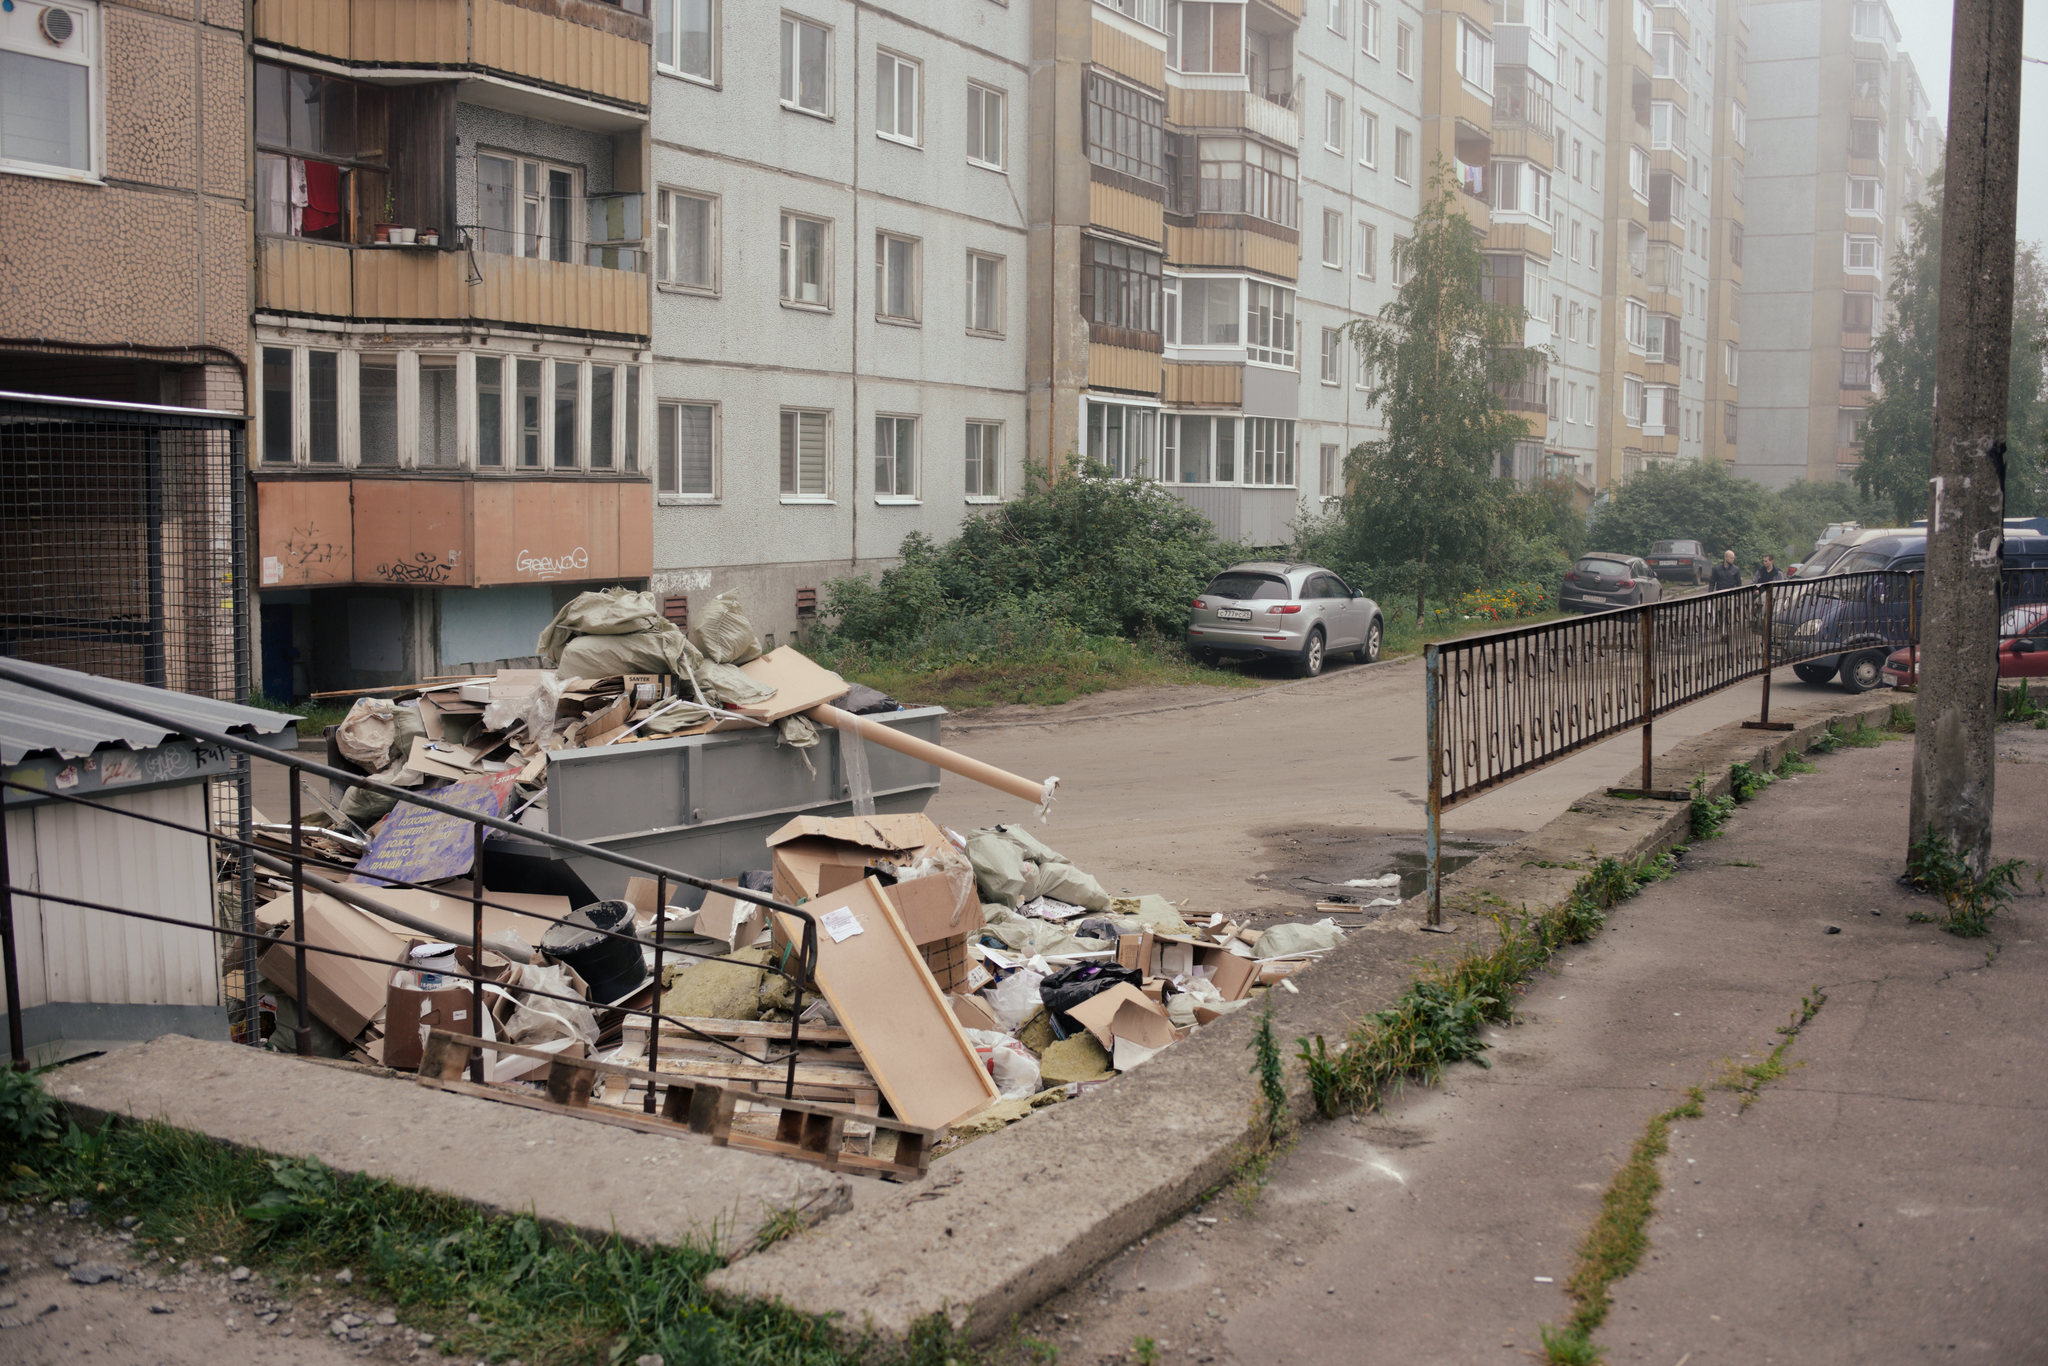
left=1753, top=555, right=1782, bottom=585
left=1708, top=551, right=1743, bottom=591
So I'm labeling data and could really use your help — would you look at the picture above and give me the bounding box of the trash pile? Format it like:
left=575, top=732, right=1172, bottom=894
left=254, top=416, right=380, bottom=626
left=245, top=587, right=1348, bottom=1172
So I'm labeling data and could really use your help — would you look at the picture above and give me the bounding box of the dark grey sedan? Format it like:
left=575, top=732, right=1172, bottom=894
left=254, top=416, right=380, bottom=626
left=1560, top=554, right=1665, bottom=613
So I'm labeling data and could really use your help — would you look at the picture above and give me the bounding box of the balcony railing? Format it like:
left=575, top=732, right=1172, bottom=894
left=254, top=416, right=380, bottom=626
left=461, top=192, right=648, bottom=273
left=1493, top=70, right=1554, bottom=132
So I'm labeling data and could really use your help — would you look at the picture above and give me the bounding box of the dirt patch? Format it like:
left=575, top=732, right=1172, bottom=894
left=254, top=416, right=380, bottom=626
left=0, top=1202, right=429, bottom=1365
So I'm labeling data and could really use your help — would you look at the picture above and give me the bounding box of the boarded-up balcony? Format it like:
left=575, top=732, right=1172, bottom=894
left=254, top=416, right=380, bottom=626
left=258, top=236, right=648, bottom=339
left=255, top=0, right=649, bottom=111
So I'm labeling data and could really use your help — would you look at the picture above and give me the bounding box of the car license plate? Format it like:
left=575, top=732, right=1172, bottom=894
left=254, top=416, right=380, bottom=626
left=1216, top=607, right=1252, bottom=621
left=1580, top=594, right=1607, bottom=603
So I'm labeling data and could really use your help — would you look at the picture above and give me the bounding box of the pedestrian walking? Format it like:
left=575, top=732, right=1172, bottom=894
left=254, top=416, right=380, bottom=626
left=1753, top=555, right=1782, bottom=585
left=1708, top=550, right=1742, bottom=592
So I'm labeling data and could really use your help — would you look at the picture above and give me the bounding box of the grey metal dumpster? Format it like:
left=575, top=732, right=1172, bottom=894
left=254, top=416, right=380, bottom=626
left=497, top=706, right=947, bottom=903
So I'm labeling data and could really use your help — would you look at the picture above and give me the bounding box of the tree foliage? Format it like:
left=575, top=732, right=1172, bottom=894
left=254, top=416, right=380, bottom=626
left=1332, top=163, right=1554, bottom=623
left=1588, top=463, right=1896, bottom=567
left=1856, top=176, right=2048, bottom=521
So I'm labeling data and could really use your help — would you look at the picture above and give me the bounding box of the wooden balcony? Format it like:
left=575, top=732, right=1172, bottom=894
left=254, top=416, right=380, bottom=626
left=255, top=0, right=649, bottom=110
left=258, top=238, right=649, bottom=339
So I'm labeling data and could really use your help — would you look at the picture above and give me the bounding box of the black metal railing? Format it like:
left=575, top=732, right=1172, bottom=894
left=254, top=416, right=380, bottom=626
left=0, top=659, right=822, bottom=1114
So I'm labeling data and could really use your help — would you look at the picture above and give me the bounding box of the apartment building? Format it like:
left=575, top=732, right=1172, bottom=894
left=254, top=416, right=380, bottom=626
left=642, top=2, right=1032, bottom=645
left=0, top=0, right=247, bottom=409
left=1702, top=0, right=1746, bottom=465
left=1733, top=0, right=1940, bottom=488
left=246, top=0, right=655, bottom=695
left=1537, top=0, right=1607, bottom=487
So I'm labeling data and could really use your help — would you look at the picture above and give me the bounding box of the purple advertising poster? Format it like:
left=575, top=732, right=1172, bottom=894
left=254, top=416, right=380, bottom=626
left=350, top=774, right=516, bottom=888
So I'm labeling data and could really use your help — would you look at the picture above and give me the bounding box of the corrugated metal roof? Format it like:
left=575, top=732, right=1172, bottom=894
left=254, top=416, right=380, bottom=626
left=0, top=659, right=299, bottom=765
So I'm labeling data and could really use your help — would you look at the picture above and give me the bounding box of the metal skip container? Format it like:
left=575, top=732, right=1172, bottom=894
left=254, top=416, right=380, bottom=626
left=496, top=706, right=947, bottom=905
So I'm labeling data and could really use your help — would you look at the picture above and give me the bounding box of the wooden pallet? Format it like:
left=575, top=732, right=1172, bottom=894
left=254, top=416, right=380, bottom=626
left=414, top=1030, right=936, bottom=1180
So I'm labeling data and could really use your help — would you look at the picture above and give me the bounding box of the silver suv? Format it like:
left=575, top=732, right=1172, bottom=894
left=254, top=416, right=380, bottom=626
left=1187, top=562, right=1383, bottom=677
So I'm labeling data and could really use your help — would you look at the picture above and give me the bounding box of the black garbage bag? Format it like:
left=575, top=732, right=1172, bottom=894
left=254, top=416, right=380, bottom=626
left=842, top=682, right=903, bottom=715
left=737, top=869, right=776, bottom=894
left=1040, top=962, right=1143, bottom=1037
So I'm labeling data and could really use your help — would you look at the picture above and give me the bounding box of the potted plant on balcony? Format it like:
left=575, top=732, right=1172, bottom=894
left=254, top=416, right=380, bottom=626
left=419, top=228, right=440, bottom=248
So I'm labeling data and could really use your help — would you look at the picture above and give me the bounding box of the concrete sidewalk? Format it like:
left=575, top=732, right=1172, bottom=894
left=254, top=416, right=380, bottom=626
left=1024, top=724, right=2047, bottom=1364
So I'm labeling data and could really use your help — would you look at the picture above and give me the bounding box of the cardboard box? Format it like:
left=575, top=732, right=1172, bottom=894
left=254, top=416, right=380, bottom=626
left=1066, top=983, right=1175, bottom=1052
left=382, top=970, right=484, bottom=1071
left=767, top=815, right=983, bottom=987
left=256, top=892, right=406, bottom=1040
left=949, top=992, right=1001, bottom=1032
left=1116, top=929, right=1256, bottom=1001
left=695, top=885, right=769, bottom=951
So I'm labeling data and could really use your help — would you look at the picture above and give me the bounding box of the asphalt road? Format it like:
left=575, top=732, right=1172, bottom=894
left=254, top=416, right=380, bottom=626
left=930, top=654, right=1881, bottom=921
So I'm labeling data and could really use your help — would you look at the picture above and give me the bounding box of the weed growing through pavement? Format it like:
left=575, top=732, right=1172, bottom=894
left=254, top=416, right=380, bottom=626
left=1714, top=987, right=1828, bottom=1112
left=1903, top=826, right=2030, bottom=938
left=1297, top=854, right=1672, bottom=1117
left=1777, top=749, right=1817, bottom=778
left=1689, top=776, right=1736, bottom=841
left=1807, top=718, right=1884, bottom=754
left=1888, top=702, right=1917, bottom=732
left=1130, top=1335, right=1161, bottom=1365
left=1998, top=680, right=2044, bottom=725
left=1229, top=1000, right=1299, bottom=1214
left=1728, top=760, right=1774, bottom=802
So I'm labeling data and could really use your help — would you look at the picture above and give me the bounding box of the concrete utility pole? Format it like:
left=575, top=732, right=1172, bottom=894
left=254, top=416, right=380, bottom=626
left=1909, top=0, right=2025, bottom=870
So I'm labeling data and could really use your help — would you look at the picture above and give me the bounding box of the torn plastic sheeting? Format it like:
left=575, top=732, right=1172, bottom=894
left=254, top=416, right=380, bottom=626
left=963, top=1028, right=1042, bottom=1099
left=984, top=967, right=1045, bottom=1033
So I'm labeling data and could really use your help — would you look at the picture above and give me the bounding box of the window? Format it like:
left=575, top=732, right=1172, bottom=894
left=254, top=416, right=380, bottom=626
left=1651, top=101, right=1684, bottom=150
left=624, top=369, right=641, bottom=473
left=875, top=415, right=918, bottom=499
left=1623, top=376, right=1644, bottom=427
left=1731, top=102, right=1747, bottom=147
left=967, top=82, right=1005, bottom=169
left=1394, top=128, right=1413, bottom=183
left=1081, top=238, right=1163, bottom=340
left=965, top=421, right=1002, bottom=499
left=1356, top=221, right=1376, bottom=279
left=1324, top=93, right=1345, bottom=153
left=655, top=0, right=716, bottom=83
left=1643, top=313, right=1664, bottom=362
left=1391, top=236, right=1410, bottom=286
left=1321, top=208, right=1343, bottom=268
left=1320, top=443, right=1341, bottom=497
left=780, top=408, right=830, bottom=497
left=1086, top=399, right=1158, bottom=479
left=659, top=401, right=717, bottom=496
left=1632, top=0, right=1652, bottom=48
left=1168, top=2, right=1246, bottom=73
left=3, top=0, right=97, bottom=177
left=1567, top=302, right=1581, bottom=342
left=966, top=252, right=1004, bottom=335
left=580, top=364, right=611, bottom=470
left=1086, top=73, right=1165, bottom=185
left=1851, top=2, right=1885, bottom=40
left=261, top=348, right=293, bottom=464
left=1166, top=274, right=1241, bottom=346
left=1848, top=118, right=1884, bottom=160
left=552, top=361, right=580, bottom=468
left=1361, top=0, right=1380, bottom=56
left=515, top=358, right=542, bottom=467
left=419, top=355, right=458, bottom=467
left=1628, top=146, right=1649, bottom=200
left=1566, top=381, right=1578, bottom=423
left=875, top=49, right=919, bottom=144
left=1838, top=408, right=1868, bottom=448
left=475, top=356, right=504, bottom=468
left=875, top=231, right=920, bottom=322
left=1723, top=341, right=1739, bottom=384
left=1161, top=414, right=1234, bottom=483
left=1724, top=401, right=1738, bottom=445
left=1845, top=236, right=1880, bottom=273
left=1245, top=281, right=1296, bottom=366
left=1197, top=137, right=1298, bottom=227
left=1547, top=377, right=1559, bottom=421
left=1841, top=349, right=1871, bottom=389
left=1847, top=177, right=1883, bottom=216
left=1101, top=0, right=1165, bottom=28
left=1592, top=71, right=1602, bottom=113
left=1396, top=22, right=1414, bottom=77
left=1457, top=20, right=1493, bottom=94
left=1843, top=292, right=1875, bottom=333
left=780, top=14, right=830, bottom=114
left=475, top=152, right=578, bottom=261
left=779, top=212, right=830, bottom=307
left=1626, top=298, right=1648, bottom=352
left=1550, top=293, right=1563, bottom=334
left=1652, top=29, right=1685, bottom=78
left=1326, top=0, right=1346, bottom=35
left=1320, top=327, right=1342, bottom=385
left=1359, top=109, right=1378, bottom=167
left=256, top=63, right=389, bottom=244
left=1589, top=228, right=1599, bottom=268
left=1244, top=417, right=1296, bottom=486
left=1571, top=138, right=1583, bottom=182
left=657, top=189, right=717, bottom=291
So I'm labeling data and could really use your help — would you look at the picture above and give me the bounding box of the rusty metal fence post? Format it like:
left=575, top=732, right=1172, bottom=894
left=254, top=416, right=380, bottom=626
left=1639, top=605, right=1655, bottom=793
left=1425, top=643, right=1443, bottom=928
left=646, top=873, right=668, bottom=1114
left=1, top=819, right=23, bottom=1070
left=469, top=826, right=486, bottom=1085
left=288, top=777, right=311, bottom=1057
left=1743, top=582, right=1793, bottom=731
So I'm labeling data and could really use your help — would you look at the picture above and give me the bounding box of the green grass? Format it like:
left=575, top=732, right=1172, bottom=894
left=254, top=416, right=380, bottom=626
left=1728, top=760, right=1774, bottom=802
left=1688, top=777, right=1736, bottom=841
left=0, top=1112, right=963, bottom=1366
left=245, top=692, right=350, bottom=738
left=1903, top=826, right=2031, bottom=938
left=812, top=627, right=1258, bottom=711
left=1998, top=680, right=2044, bottom=724
left=1777, top=749, right=1818, bottom=778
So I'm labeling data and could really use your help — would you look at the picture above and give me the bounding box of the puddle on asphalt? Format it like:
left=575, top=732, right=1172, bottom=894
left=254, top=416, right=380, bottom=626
left=1251, top=824, right=1511, bottom=918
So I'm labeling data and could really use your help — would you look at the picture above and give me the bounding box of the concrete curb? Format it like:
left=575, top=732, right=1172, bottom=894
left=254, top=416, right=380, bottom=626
left=704, top=689, right=1908, bottom=1340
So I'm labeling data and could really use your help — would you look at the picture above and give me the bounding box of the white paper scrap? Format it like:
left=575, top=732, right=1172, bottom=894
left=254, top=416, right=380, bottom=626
left=1345, top=874, right=1403, bottom=888
left=820, top=906, right=863, bottom=943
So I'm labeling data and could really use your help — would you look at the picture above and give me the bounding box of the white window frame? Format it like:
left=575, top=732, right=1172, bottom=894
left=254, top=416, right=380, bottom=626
left=874, top=413, right=920, bottom=502
left=1356, top=220, right=1376, bottom=279
left=1321, top=208, right=1343, bottom=269
left=1245, top=280, right=1297, bottom=367
left=1845, top=235, right=1881, bottom=274
left=1319, top=442, right=1341, bottom=498
left=1623, top=375, right=1645, bottom=428
left=656, top=187, right=719, bottom=294
left=779, top=12, right=832, bottom=117
left=655, top=0, right=718, bottom=86
left=967, top=81, right=1006, bottom=171
left=1628, top=145, right=1649, bottom=201
left=965, top=420, right=1003, bottom=502
left=1359, top=109, right=1378, bottom=167
left=875, top=230, right=921, bottom=324
left=1391, top=236, right=1410, bottom=286
left=1457, top=19, right=1493, bottom=96
left=966, top=250, right=1005, bottom=336
left=657, top=399, right=720, bottom=500
left=1846, top=176, right=1883, bottom=217
left=1724, top=340, right=1739, bottom=384
left=780, top=406, right=833, bottom=500
left=1084, top=397, right=1161, bottom=480
left=1326, top=0, right=1347, bottom=37
left=1361, top=0, right=1380, bottom=56
left=1320, top=327, right=1342, bottom=386
left=1396, top=21, right=1414, bottom=78
left=875, top=48, right=921, bottom=146
left=0, top=0, right=101, bottom=183
left=476, top=150, right=582, bottom=262
left=1323, top=92, right=1345, bottom=153
left=779, top=210, right=832, bottom=309
left=1394, top=127, right=1413, bottom=184
left=1730, top=102, right=1747, bottom=147
left=1626, top=298, right=1649, bottom=353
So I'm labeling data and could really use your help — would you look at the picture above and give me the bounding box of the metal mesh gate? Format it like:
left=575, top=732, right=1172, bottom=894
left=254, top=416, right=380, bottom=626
left=0, top=391, right=258, bottom=1041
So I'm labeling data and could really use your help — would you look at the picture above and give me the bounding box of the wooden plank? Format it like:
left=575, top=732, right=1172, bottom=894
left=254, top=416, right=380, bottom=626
left=772, top=877, right=998, bottom=1131
left=626, top=1016, right=852, bottom=1045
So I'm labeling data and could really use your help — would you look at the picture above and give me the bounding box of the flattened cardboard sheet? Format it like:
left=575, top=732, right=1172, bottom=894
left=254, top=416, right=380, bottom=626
left=735, top=647, right=851, bottom=721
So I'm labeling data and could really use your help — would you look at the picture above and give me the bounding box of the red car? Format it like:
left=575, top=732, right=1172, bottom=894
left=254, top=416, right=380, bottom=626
left=1882, top=604, right=2048, bottom=686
